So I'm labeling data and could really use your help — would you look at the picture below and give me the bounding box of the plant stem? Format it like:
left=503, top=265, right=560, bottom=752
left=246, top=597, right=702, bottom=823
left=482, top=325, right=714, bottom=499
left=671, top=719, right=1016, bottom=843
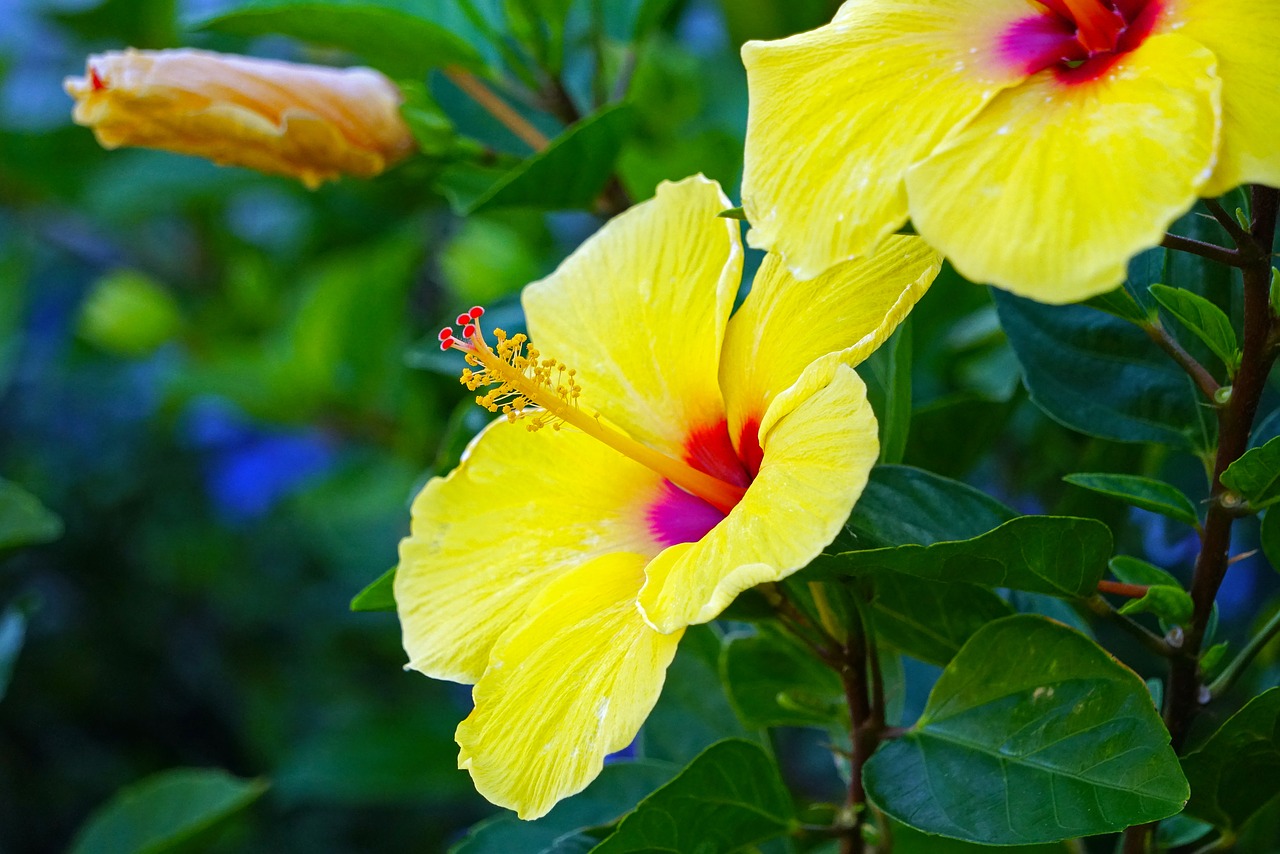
left=1143, top=321, right=1223, bottom=401
left=1161, top=232, right=1243, bottom=268
left=1085, top=594, right=1174, bottom=659
left=443, top=67, right=551, bottom=151
left=1123, top=186, right=1280, bottom=853
left=840, top=606, right=872, bottom=854
left=1208, top=605, right=1280, bottom=699
left=1097, top=580, right=1151, bottom=599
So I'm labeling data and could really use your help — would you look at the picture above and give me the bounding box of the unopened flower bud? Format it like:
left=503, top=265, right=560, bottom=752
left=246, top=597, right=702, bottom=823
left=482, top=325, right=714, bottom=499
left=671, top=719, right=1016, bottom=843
left=64, top=48, right=415, bottom=188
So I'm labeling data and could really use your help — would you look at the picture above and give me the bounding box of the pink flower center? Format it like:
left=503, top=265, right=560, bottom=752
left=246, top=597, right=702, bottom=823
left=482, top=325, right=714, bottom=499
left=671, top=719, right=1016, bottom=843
left=649, top=419, right=756, bottom=547
left=999, top=0, right=1162, bottom=82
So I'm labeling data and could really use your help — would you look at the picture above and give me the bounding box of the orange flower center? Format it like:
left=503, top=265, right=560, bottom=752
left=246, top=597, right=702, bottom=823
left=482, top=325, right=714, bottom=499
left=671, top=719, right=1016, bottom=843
left=439, top=307, right=748, bottom=515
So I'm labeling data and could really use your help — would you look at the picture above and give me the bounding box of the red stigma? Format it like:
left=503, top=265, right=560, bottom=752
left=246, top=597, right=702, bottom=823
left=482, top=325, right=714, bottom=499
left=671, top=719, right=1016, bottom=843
left=469, top=306, right=485, bottom=319
left=438, top=327, right=453, bottom=341
left=440, top=338, right=454, bottom=351
left=463, top=323, right=477, bottom=338
left=456, top=313, right=472, bottom=326
left=89, top=66, right=107, bottom=91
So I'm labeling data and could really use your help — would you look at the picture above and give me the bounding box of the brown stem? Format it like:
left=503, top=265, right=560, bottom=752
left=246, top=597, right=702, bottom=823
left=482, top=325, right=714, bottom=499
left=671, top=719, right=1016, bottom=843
left=1161, top=232, right=1243, bottom=268
left=1097, top=580, right=1151, bottom=599
left=1124, top=187, right=1280, bottom=852
left=443, top=67, right=551, bottom=151
left=1144, top=321, right=1223, bottom=400
left=1203, top=197, right=1252, bottom=250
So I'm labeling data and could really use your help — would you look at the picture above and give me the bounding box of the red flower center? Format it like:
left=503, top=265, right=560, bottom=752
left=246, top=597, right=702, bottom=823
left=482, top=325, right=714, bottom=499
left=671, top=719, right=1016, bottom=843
left=999, top=0, right=1162, bottom=82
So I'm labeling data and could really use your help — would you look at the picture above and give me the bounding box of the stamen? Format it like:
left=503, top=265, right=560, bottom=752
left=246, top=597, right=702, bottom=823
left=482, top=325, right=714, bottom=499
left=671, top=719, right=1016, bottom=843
left=442, top=309, right=747, bottom=514
left=1044, top=0, right=1124, bottom=53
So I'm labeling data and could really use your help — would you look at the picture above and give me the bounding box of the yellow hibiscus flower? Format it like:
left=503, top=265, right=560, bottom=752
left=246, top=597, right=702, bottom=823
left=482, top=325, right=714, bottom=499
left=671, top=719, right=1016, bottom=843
left=741, top=0, right=1280, bottom=303
left=395, top=175, right=941, bottom=819
left=64, top=48, right=415, bottom=188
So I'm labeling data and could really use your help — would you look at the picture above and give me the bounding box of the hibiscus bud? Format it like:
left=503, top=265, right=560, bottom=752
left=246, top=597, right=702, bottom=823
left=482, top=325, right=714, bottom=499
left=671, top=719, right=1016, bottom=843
left=64, top=48, right=416, bottom=188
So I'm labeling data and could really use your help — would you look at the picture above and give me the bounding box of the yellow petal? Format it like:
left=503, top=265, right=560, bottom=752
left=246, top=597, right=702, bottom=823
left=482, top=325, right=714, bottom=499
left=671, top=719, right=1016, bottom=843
left=906, top=33, right=1221, bottom=304
left=1163, top=0, right=1280, bottom=194
left=64, top=48, right=414, bottom=188
left=396, top=419, right=664, bottom=684
left=522, top=175, right=741, bottom=459
left=456, top=552, right=682, bottom=820
left=720, top=236, right=940, bottom=457
left=740, top=0, right=1029, bottom=280
left=639, top=363, right=878, bottom=633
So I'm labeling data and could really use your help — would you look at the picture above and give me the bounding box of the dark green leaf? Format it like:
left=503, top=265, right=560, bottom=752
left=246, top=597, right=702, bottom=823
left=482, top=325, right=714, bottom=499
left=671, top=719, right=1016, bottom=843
left=189, top=0, right=486, bottom=77
left=720, top=626, right=844, bottom=728
left=437, top=104, right=635, bottom=215
left=813, top=516, right=1112, bottom=600
left=866, top=615, right=1188, bottom=844
left=872, top=320, right=912, bottom=465
left=891, top=820, right=1072, bottom=853
left=0, top=478, right=63, bottom=552
left=350, top=566, right=396, bottom=612
left=1182, top=687, right=1280, bottom=831
left=1082, top=285, right=1149, bottom=325
left=994, top=290, right=1203, bottom=449
left=1148, top=283, right=1239, bottom=371
left=69, top=769, right=268, bottom=854
left=1262, top=508, right=1280, bottom=571
left=589, top=740, right=795, bottom=853
left=1221, top=435, right=1280, bottom=509
left=1118, top=585, right=1194, bottom=625
left=1063, top=473, right=1200, bottom=527
left=869, top=574, right=1014, bottom=667
left=451, top=761, right=678, bottom=854
left=843, top=465, right=1015, bottom=550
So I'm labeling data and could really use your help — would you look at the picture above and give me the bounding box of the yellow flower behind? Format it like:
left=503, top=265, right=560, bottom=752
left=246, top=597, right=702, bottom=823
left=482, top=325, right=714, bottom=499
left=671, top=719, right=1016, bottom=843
left=64, top=48, right=415, bottom=188
left=396, top=175, right=942, bottom=819
left=741, top=0, right=1280, bottom=303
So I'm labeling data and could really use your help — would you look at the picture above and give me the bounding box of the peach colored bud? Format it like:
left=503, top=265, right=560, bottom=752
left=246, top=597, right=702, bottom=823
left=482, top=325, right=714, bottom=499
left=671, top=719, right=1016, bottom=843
left=64, top=48, right=416, bottom=188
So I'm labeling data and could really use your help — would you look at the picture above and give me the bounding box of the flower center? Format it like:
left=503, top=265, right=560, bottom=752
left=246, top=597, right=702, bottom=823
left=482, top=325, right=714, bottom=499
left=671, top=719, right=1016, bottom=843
left=999, top=0, right=1161, bottom=79
left=439, top=307, right=748, bottom=515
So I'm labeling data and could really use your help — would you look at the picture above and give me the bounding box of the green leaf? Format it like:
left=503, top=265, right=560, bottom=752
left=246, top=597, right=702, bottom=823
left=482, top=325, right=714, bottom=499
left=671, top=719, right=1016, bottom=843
left=78, top=270, right=183, bottom=357
left=813, top=516, right=1112, bottom=599
left=1261, top=507, right=1280, bottom=571
left=866, top=615, right=1188, bottom=844
left=717, top=206, right=746, bottom=220
left=1220, top=435, right=1280, bottom=509
left=350, top=566, right=396, bottom=612
left=873, top=319, right=912, bottom=465
left=589, top=740, right=795, bottom=853
left=1148, top=283, right=1240, bottom=371
left=189, top=0, right=486, bottom=77
left=843, top=465, right=1015, bottom=550
left=720, top=626, right=845, bottom=728
left=1082, top=285, right=1150, bottom=325
left=869, top=574, right=1014, bottom=667
left=1182, top=687, right=1280, bottom=831
left=451, top=761, right=678, bottom=854
left=994, top=290, right=1203, bottom=449
left=437, top=104, right=635, bottom=215
left=0, top=478, right=63, bottom=552
left=69, top=769, right=268, bottom=854
left=397, top=81, right=458, bottom=159
left=1118, top=585, right=1194, bottom=625
left=1063, top=472, right=1200, bottom=527
left=1109, top=555, right=1180, bottom=588
left=891, top=820, right=1072, bottom=853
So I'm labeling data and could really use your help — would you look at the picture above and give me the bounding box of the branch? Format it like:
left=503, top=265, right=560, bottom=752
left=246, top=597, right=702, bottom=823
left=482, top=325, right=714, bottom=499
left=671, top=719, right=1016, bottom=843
left=1208, top=606, right=1280, bottom=699
left=443, top=67, right=551, bottom=151
left=1143, top=321, right=1223, bottom=401
left=1161, top=232, right=1243, bottom=268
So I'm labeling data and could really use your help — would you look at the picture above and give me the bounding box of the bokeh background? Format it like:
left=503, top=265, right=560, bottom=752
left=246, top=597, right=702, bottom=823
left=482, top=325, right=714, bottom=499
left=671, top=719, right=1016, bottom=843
left=2, top=0, right=1276, bottom=851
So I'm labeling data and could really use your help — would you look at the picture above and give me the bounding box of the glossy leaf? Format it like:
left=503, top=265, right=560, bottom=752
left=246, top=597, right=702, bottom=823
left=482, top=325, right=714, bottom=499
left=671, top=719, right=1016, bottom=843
left=350, top=566, right=395, bottom=612
left=1118, top=585, right=1194, bottom=625
left=0, top=477, right=63, bottom=552
left=1063, top=473, right=1200, bottom=527
left=720, top=626, right=845, bottom=729
left=1182, top=687, right=1280, bottom=831
left=589, top=740, right=795, bottom=854
left=866, top=616, right=1188, bottom=844
left=189, top=0, right=486, bottom=77
left=869, top=574, right=1014, bottom=667
left=1261, top=507, right=1280, bottom=571
left=843, top=465, right=1015, bottom=550
left=1148, top=283, right=1239, bottom=371
left=812, top=516, right=1112, bottom=600
left=451, top=761, right=678, bottom=854
left=69, top=769, right=268, bottom=854
left=1109, top=555, right=1181, bottom=588
left=1220, top=435, right=1280, bottom=509
left=994, top=291, right=1203, bottom=449
left=891, top=821, right=1072, bottom=853
left=438, top=104, right=635, bottom=215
